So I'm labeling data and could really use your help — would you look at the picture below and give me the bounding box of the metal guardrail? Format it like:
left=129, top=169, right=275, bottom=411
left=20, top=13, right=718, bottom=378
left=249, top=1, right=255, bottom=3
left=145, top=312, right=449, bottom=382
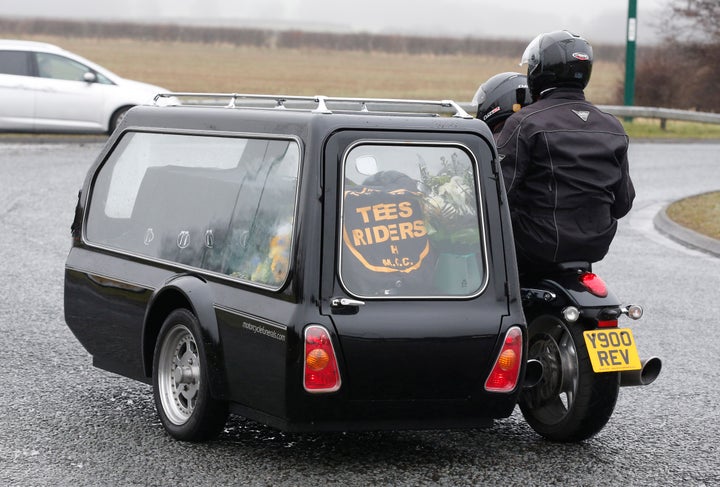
left=459, top=103, right=720, bottom=125
left=597, top=105, right=720, bottom=125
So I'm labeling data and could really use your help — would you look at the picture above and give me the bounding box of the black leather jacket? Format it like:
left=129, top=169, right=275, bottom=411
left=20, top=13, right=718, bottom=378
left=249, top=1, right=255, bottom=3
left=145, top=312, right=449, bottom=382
left=496, top=88, right=635, bottom=265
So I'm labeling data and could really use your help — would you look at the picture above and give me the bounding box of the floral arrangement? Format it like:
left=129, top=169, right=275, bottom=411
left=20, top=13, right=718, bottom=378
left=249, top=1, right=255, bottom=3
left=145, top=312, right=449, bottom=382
left=418, top=153, right=481, bottom=252
left=251, top=223, right=292, bottom=284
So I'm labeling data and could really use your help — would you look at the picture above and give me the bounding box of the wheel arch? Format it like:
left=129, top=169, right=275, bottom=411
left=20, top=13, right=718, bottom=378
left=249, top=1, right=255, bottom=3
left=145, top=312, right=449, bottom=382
left=142, top=275, right=228, bottom=398
left=108, top=104, right=134, bottom=133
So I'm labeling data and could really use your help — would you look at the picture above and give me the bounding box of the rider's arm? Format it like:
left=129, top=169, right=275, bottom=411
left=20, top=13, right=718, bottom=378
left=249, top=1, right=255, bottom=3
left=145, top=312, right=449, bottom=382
left=495, top=114, right=531, bottom=197
left=610, top=138, right=636, bottom=219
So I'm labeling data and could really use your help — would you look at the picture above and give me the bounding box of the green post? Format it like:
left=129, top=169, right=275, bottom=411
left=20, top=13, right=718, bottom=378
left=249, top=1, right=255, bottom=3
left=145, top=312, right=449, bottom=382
left=624, top=0, right=637, bottom=109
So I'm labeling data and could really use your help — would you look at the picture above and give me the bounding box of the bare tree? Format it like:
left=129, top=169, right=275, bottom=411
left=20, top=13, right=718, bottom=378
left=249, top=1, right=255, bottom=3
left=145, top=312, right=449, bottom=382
left=668, top=0, right=720, bottom=43
left=634, top=0, right=720, bottom=111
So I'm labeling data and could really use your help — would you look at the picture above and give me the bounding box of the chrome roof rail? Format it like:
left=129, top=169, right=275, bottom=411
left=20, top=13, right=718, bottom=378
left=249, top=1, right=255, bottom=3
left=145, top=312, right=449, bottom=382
left=153, top=93, right=473, bottom=118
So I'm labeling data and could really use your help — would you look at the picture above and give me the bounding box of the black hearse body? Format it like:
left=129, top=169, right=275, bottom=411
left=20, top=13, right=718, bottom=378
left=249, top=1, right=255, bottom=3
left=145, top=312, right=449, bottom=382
left=64, top=95, right=526, bottom=439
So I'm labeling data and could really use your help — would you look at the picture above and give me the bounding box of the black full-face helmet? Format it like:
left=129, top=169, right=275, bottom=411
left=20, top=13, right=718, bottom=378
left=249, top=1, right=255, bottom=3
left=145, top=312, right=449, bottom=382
left=521, top=30, right=593, bottom=100
left=472, top=72, right=532, bottom=133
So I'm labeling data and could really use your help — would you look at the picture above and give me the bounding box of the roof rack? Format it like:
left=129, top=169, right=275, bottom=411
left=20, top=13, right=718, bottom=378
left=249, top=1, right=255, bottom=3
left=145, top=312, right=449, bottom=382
left=153, top=93, right=473, bottom=119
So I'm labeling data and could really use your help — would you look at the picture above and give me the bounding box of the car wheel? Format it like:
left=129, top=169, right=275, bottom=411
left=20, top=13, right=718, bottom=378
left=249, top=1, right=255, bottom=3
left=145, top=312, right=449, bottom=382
left=152, top=309, right=228, bottom=441
left=109, top=106, right=132, bottom=133
left=519, top=314, right=620, bottom=442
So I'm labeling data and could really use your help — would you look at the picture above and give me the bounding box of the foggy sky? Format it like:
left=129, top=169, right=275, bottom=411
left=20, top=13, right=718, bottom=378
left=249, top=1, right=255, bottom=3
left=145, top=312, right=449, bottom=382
left=1, top=0, right=666, bottom=45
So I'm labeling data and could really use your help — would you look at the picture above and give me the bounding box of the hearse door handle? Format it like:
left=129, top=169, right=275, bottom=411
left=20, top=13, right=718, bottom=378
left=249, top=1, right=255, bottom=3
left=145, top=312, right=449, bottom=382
left=331, top=297, right=366, bottom=308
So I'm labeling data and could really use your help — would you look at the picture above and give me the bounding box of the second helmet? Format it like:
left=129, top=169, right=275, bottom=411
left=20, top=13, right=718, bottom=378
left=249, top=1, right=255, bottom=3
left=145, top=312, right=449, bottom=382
left=473, top=72, right=532, bottom=132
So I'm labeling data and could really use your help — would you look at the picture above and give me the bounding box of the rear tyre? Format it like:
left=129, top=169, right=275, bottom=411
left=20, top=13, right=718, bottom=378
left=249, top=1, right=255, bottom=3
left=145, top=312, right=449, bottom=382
left=519, top=314, right=619, bottom=442
left=152, top=309, right=228, bottom=441
left=109, top=106, right=131, bottom=133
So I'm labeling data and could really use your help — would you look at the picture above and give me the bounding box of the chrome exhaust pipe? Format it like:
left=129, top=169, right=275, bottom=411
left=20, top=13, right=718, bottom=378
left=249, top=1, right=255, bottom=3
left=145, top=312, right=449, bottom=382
left=523, top=359, right=544, bottom=388
left=620, top=356, right=662, bottom=387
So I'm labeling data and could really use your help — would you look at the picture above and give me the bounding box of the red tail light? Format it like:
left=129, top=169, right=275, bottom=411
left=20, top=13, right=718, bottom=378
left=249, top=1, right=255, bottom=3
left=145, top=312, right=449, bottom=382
left=598, top=320, right=618, bottom=328
left=303, top=325, right=341, bottom=393
left=485, top=326, right=523, bottom=393
left=579, top=272, right=608, bottom=297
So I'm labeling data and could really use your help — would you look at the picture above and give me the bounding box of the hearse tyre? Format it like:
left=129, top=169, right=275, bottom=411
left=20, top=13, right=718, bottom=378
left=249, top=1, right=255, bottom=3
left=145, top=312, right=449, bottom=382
left=153, top=308, right=229, bottom=441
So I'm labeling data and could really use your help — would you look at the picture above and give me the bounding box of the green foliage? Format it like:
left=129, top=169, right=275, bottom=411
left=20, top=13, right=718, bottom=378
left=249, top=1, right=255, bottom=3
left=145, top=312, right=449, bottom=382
left=418, top=154, right=481, bottom=251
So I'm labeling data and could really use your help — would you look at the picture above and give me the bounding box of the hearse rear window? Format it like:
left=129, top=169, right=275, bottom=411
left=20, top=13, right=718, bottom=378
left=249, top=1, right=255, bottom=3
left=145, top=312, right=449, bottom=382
left=86, top=131, right=300, bottom=289
left=340, top=143, right=485, bottom=298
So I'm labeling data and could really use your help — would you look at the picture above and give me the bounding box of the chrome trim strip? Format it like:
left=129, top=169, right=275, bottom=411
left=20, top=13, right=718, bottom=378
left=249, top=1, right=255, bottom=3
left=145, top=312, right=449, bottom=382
left=64, top=264, right=153, bottom=293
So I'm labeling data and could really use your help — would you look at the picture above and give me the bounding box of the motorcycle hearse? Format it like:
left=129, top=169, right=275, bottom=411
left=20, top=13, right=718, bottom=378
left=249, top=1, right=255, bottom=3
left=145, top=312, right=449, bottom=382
left=64, top=92, right=660, bottom=443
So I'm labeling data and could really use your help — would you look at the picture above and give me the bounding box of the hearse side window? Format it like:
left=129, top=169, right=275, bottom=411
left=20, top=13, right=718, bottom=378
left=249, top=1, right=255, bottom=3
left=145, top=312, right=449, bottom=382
left=340, top=143, right=485, bottom=298
left=86, top=132, right=299, bottom=289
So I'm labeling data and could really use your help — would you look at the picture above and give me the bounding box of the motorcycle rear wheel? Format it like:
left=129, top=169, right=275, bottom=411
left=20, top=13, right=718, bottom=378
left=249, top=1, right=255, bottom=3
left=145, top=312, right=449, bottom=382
left=519, top=314, right=620, bottom=442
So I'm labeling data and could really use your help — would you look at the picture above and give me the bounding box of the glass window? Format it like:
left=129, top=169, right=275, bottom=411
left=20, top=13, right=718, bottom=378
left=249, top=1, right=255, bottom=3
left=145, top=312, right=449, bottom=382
left=93, top=71, right=114, bottom=85
left=0, top=51, right=31, bottom=76
left=86, top=132, right=300, bottom=288
left=340, top=143, right=485, bottom=298
left=36, top=53, right=92, bottom=82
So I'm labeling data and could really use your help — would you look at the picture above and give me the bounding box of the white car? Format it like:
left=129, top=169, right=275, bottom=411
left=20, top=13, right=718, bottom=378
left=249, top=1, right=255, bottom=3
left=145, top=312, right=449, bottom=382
left=0, top=40, right=170, bottom=134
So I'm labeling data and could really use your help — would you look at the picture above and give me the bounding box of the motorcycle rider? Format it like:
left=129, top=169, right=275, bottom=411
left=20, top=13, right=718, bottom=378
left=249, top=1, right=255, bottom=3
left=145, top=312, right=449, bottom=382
left=495, top=30, right=635, bottom=277
left=473, top=71, right=532, bottom=136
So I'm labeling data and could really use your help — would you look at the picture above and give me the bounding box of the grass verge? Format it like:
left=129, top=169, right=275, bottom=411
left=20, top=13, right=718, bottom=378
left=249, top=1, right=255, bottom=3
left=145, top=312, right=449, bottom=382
left=666, top=191, right=720, bottom=240
left=621, top=118, right=720, bottom=140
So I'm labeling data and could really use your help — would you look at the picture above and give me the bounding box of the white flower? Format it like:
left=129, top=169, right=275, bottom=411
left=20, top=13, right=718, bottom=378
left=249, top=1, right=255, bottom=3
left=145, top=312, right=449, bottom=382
left=437, top=176, right=474, bottom=216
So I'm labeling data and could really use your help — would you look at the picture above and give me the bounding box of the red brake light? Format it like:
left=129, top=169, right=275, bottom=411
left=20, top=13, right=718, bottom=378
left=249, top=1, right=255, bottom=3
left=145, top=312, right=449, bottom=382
left=304, top=325, right=341, bottom=393
left=579, top=272, right=608, bottom=297
left=598, top=320, right=618, bottom=328
left=485, top=326, right=523, bottom=393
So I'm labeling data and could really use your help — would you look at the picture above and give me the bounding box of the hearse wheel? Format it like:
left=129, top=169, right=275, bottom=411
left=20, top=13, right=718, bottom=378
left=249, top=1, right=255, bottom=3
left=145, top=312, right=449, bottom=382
left=152, top=309, right=228, bottom=441
left=519, top=315, right=620, bottom=442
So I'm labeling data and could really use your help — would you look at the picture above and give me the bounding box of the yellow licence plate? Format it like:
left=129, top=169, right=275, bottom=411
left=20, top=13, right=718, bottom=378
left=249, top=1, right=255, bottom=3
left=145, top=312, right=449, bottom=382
left=583, top=328, right=642, bottom=373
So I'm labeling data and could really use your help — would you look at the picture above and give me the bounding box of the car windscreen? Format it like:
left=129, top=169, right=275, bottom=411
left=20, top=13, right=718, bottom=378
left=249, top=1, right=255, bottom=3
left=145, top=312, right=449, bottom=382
left=85, top=131, right=300, bottom=290
left=339, top=142, right=486, bottom=298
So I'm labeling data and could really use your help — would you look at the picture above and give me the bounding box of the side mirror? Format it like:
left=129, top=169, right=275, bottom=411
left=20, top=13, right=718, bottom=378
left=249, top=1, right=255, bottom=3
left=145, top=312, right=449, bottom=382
left=83, top=71, right=97, bottom=83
